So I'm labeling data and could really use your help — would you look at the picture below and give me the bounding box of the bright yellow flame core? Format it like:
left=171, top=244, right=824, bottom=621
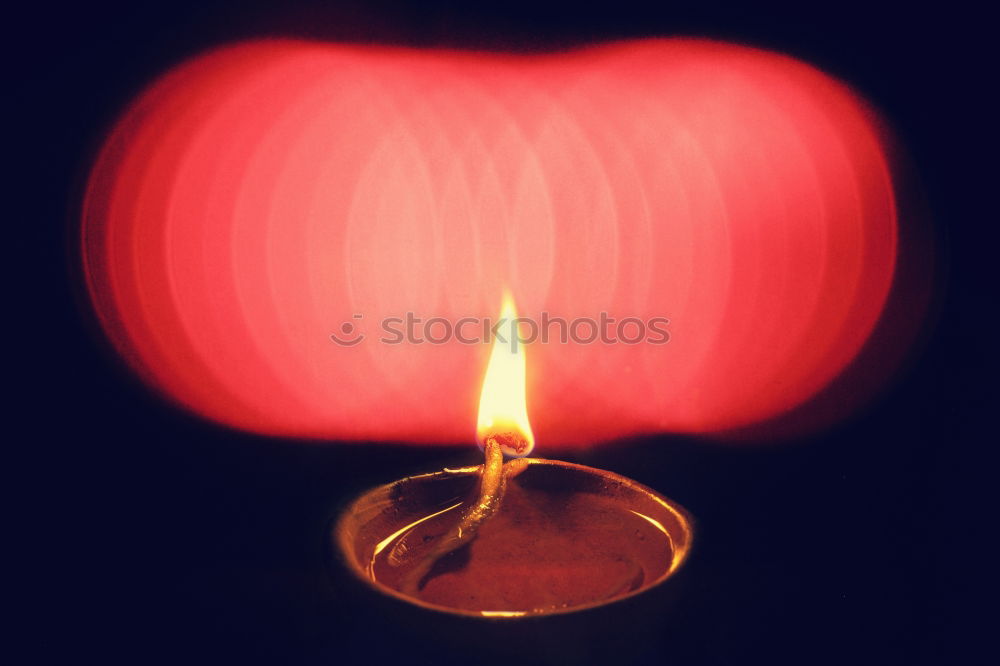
left=476, top=292, right=535, bottom=456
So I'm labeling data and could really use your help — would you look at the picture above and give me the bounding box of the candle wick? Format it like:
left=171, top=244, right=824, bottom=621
left=399, top=435, right=525, bottom=595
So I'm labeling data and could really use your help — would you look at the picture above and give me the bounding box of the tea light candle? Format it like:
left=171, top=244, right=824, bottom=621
left=335, top=293, right=693, bottom=616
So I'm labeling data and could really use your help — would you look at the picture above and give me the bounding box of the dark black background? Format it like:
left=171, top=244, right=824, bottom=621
left=13, top=2, right=991, bottom=665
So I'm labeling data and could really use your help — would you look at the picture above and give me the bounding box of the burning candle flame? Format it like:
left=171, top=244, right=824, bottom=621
left=476, top=291, right=535, bottom=457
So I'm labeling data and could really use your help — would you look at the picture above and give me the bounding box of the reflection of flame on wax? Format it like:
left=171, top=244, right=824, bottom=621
left=476, top=291, right=535, bottom=457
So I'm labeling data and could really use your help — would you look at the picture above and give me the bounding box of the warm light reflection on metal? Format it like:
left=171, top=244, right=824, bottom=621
left=646, top=494, right=693, bottom=569
left=629, top=509, right=680, bottom=573
left=629, top=509, right=670, bottom=537
left=367, top=501, right=462, bottom=579
left=481, top=610, right=528, bottom=617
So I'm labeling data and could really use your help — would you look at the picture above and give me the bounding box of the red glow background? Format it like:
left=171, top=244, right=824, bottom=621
left=81, top=38, right=913, bottom=447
